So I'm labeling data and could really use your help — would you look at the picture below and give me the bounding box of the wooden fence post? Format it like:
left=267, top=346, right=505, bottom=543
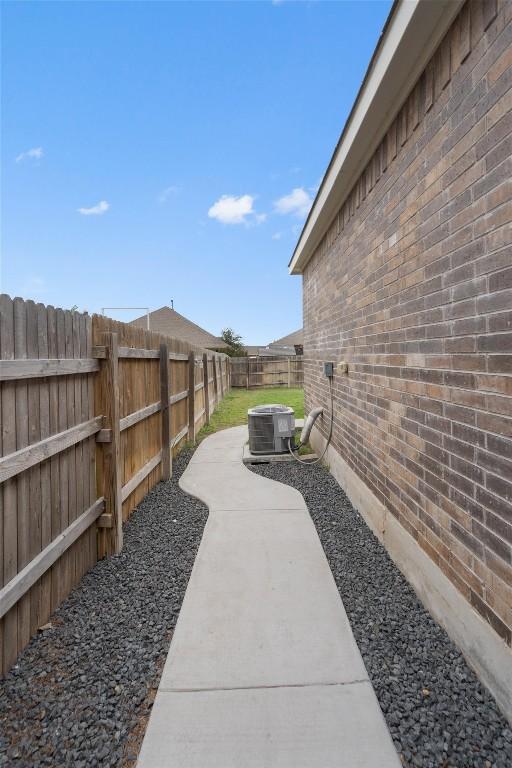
left=247, top=357, right=250, bottom=389
left=103, top=332, right=122, bottom=554
left=188, top=351, right=196, bottom=442
left=203, top=353, right=210, bottom=424
left=160, top=343, right=171, bottom=480
left=288, top=358, right=291, bottom=388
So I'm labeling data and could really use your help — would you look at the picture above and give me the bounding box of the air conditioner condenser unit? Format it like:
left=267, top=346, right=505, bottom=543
left=247, top=404, right=295, bottom=455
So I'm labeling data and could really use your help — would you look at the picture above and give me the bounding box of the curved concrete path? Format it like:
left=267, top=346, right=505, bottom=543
left=137, top=426, right=400, bottom=767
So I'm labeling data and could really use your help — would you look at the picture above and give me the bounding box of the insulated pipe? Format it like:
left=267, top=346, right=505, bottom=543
left=289, top=376, right=334, bottom=466
left=299, top=407, right=324, bottom=445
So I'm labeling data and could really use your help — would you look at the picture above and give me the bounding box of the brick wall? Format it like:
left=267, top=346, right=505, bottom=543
left=303, top=0, right=512, bottom=645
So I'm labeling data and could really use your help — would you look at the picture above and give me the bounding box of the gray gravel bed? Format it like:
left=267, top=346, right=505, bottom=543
left=250, top=459, right=512, bottom=768
left=0, top=449, right=207, bottom=768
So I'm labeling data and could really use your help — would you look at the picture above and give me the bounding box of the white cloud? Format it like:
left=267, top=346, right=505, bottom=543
left=16, top=147, right=43, bottom=163
left=274, top=187, right=313, bottom=218
left=208, top=194, right=265, bottom=225
left=272, top=232, right=282, bottom=240
left=159, top=185, right=179, bottom=203
left=77, top=200, right=110, bottom=216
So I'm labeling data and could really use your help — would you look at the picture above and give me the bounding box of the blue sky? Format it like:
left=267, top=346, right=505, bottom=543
left=1, top=0, right=391, bottom=344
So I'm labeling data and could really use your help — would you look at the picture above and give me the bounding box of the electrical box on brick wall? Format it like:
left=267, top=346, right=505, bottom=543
left=324, top=362, right=334, bottom=378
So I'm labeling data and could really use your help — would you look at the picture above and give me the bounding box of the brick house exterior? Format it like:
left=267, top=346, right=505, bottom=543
left=290, top=0, right=512, bottom=718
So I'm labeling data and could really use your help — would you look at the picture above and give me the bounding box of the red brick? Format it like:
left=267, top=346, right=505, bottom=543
left=303, top=0, right=512, bottom=646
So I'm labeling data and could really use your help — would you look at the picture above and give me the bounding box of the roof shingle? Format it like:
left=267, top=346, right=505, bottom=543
left=130, top=306, right=228, bottom=349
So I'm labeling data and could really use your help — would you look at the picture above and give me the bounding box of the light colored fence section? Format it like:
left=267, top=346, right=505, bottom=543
left=230, top=355, right=303, bottom=389
left=0, top=296, right=230, bottom=674
left=92, top=315, right=229, bottom=558
left=0, top=296, right=98, bottom=673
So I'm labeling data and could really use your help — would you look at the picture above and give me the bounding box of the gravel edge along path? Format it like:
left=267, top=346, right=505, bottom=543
left=250, top=460, right=512, bottom=768
left=0, top=449, right=207, bottom=768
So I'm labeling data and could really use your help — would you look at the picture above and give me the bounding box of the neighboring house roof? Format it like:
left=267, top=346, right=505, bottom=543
left=261, top=345, right=296, bottom=357
left=130, top=306, right=228, bottom=349
left=269, top=329, right=303, bottom=348
left=246, top=344, right=299, bottom=357
left=244, top=332, right=303, bottom=357
left=289, top=0, right=463, bottom=275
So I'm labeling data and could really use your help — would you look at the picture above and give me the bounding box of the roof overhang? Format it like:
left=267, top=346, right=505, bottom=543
left=289, top=0, right=464, bottom=275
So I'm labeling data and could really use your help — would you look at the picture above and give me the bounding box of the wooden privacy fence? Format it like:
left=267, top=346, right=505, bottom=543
left=231, top=355, right=303, bottom=389
left=0, top=295, right=230, bottom=674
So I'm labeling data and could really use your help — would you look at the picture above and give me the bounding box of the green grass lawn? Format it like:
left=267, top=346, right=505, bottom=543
left=197, top=387, right=304, bottom=440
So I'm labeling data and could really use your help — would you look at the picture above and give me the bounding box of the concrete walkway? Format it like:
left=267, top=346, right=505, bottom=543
left=137, top=426, right=400, bottom=767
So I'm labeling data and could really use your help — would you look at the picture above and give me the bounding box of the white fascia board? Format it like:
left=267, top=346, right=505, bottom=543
left=289, top=0, right=464, bottom=276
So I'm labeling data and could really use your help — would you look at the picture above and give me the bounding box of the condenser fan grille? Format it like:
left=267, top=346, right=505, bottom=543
left=250, top=405, right=292, bottom=414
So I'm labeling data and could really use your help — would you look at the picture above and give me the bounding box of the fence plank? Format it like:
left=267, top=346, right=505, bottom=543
left=14, top=298, right=31, bottom=651
left=203, top=353, right=210, bottom=424
left=102, top=333, right=122, bottom=554
left=64, top=310, right=77, bottom=594
left=56, top=308, right=70, bottom=604
left=0, top=295, right=18, bottom=672
left=160, top=344, right=171, bottom=481
left=213, top=356, right=219, bottom=405
left=46, top=307, right=62, bottom=612
left=73, top=312, right=86, bottom=581
left=0, top=498, right=104, bottom=620
left=85, top=314, right=96, bottom=571
left=47, top=306, right=61, bottom=614
left=219, top=358, right=225, bottom=398
left=27, top=300, right=42, bottom=636
left=188, top=352, right=196, bottom=442
left=72, top=311, right=84, bottom=586
left=37, top=303, right=52, bottom=627
left=0, top=400, right=2, bottom=668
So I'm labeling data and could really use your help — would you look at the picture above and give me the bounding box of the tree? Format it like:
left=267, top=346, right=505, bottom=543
left=221, top=327, right=246, bottom=357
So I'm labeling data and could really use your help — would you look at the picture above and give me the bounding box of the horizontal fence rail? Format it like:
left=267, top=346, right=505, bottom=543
left=0, top=294, right=230, bottom=675
left=0, top=358, right=100, bottom=380
left=0, top=498, right=105, bottom=621
left=231, top=355, right=303, bottom=389
left=0, top=417, right=103, bottom=483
